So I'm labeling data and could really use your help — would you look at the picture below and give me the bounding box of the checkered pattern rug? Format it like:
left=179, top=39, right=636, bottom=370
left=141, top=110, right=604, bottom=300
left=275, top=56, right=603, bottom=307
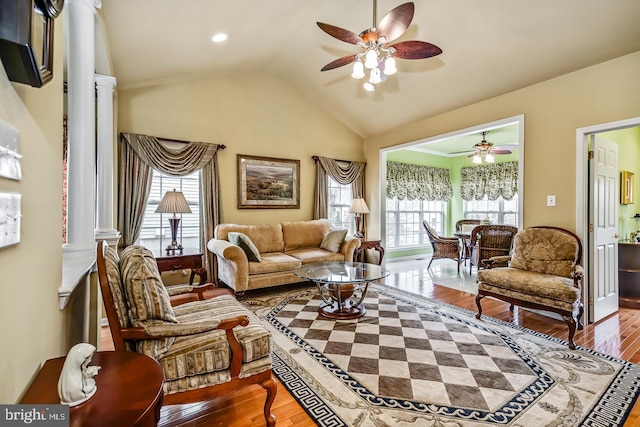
left=245, top=284, right=640, bottom=426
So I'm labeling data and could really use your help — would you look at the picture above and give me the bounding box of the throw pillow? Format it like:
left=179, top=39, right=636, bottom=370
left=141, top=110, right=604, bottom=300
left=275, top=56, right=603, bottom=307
left=320, top=228, right=348, bottom=253
left=228, top=232, right=261, bottom=262
left=120, top=245, right=177, bottom=323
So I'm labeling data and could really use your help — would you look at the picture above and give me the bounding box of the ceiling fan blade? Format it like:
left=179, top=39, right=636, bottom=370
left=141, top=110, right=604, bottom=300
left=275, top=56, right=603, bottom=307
left=391, top=40, right=442, bottom=60
left=321, top=54, right=357, bottom=71
left=377, top=2, right=414, bottom=43
left=491, top=149, right=513, bottom=155
left=317, top=22, right=364, bottom=45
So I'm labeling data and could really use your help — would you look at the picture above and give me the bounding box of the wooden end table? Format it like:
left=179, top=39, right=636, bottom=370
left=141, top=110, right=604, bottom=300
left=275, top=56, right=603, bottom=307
left=153, top=248, right=207, bottom=286
left=353, top=239, right=385, bottom=265
left=20, top=351, right=164, bottom=427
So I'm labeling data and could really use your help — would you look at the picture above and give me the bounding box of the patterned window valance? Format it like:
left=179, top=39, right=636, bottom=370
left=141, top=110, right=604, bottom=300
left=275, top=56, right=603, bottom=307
left=386, top=161, right=453, bottom=201
left=460, top=161, right=518, bottom=201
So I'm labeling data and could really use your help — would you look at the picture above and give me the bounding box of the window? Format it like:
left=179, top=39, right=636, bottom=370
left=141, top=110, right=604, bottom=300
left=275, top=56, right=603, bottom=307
left=386, top=198, right=445, bottom=249
left=327, top=177, right=353, bottom=233
left=464, top=194, right=518, bottom=226
left=138, top=170, right=201, bottom=252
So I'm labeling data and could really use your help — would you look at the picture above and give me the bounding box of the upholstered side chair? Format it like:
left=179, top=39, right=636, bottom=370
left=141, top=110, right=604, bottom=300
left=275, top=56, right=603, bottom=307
left=423, top=220, right=461, bottom=272
left=475, top=226, right=584, bottom=349
left=96, top=241, right=277, bottom=426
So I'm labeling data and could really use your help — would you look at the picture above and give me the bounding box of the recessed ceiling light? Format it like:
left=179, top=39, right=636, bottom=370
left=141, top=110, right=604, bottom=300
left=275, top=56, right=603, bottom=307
left=211, top=33, right=228, bottom=43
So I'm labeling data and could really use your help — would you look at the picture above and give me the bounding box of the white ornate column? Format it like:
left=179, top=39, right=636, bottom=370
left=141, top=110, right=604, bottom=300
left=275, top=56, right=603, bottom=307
left=94, top=74, right=120, bottom=246
left=64, top=0, right=101, bottom=253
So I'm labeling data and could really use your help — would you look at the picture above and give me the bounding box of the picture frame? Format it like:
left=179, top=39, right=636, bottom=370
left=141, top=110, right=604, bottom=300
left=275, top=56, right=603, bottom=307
left=237, top=154, right=300, bottom=209
left=621, top=170, right=634, bottom=205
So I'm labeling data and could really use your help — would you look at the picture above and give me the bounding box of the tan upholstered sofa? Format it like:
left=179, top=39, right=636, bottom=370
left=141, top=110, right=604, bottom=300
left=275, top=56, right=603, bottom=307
left=208, top=218, right=361, bottom=297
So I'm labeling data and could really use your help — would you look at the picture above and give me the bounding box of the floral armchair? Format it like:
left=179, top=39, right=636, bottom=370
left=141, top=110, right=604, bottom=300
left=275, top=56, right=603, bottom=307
left=475, top=226, right=584, bottom=349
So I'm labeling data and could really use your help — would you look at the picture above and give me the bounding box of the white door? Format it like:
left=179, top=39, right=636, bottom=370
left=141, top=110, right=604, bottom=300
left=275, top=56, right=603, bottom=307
left=589, top=135, right=619, bottom=322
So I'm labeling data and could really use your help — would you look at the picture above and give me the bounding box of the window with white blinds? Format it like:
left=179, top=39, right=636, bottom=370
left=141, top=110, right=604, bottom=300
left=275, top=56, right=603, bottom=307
left=137, top=170, right=201, bottom=252
left=327, top=177, right=354, bottom=233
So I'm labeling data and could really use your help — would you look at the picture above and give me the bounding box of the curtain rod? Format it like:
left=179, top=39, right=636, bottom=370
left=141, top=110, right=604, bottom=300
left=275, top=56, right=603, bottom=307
left=312, top=155, right=364, bottom=164
left=158, top=137, right=226, bottom=150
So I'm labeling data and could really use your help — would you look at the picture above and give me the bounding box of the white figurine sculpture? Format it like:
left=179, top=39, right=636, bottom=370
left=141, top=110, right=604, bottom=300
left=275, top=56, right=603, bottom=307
left=57, top=343, right=101, bottom=406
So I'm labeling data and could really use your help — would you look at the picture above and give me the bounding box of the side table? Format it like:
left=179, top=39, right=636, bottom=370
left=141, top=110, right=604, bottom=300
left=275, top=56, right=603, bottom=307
left=20, top=351, right=164, bottom=427
left=153, top=248, right=207, bottom=286
left=353, top=239, right=385, bottom=265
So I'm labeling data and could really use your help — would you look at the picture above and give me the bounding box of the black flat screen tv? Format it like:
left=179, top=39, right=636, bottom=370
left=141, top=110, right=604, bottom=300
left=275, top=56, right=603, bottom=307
left=0, top=0, right=56, bottom=87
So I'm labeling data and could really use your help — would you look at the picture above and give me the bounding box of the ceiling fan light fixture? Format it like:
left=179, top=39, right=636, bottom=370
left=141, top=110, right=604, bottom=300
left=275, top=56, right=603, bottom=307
left=383, top=55, right=397, bottom=75
left=363, top=82, right=376, bottom=92
left=472, top=154, right=482, bottom=164
left=351, top=60, right=365, bottom=79
left=369, top=67, right=382, bottom=84
left=364, top=48, right=379, bottom=69
left=485, top=154, right=495, bottom=163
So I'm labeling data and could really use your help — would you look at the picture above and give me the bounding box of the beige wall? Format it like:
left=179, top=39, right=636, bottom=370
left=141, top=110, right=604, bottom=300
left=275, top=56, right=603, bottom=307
left=364, top=51, right=640, bottom=239
left=118, top=75, right=363, bottom=225
left=0, top=18, right=69, bottom=402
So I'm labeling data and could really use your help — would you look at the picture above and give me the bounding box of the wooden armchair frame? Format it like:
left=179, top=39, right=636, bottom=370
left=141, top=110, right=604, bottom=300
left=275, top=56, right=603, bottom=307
left=475, top=226, right=584, bottom=349
left=96, top=241, right=277, bottom=426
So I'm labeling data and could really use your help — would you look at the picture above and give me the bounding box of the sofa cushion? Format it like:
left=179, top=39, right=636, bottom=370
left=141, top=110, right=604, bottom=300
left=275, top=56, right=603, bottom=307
left=248, top=252, right=302, bottom=275
left=286, top=248, right=345, bottom=264
left=320, top=228, right=348, bottom=253
left=509, top=228, right=579, bottom=277
left=282, top=218, right=332, bottom=250
left=228, top=232, right=261, bottom=262
left=120, top=245, right=177, bottom=323
left=216, top=223, right=284, bottom=253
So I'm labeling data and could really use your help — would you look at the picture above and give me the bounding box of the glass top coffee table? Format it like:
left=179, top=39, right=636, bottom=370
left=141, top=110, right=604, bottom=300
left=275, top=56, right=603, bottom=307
left=293, top=262, right=390, bottom=320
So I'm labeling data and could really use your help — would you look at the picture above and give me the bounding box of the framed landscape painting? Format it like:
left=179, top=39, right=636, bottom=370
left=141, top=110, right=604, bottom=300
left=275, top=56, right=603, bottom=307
left=237, top=154, right=300, bottom=209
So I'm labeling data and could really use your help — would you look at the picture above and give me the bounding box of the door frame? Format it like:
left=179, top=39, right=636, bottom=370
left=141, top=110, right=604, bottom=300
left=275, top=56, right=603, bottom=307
left=575, top=116, right=640, bottom=324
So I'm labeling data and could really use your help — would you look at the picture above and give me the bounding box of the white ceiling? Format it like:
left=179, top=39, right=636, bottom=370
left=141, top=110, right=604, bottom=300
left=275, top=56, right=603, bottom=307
left=100, top=0, right=640, bottom=140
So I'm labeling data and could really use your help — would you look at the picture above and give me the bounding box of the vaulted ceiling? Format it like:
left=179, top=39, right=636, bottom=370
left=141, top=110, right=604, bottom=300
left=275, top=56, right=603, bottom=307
left=100, top=1, right=640, bottom=140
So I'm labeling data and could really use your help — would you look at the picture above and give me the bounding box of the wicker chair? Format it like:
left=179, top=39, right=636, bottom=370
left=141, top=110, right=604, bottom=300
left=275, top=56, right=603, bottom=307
left=467, top=225, right=518, bottom=274
left=455, top=219, right=481, bottom=265
left=423, top=220, right=461, bottom=272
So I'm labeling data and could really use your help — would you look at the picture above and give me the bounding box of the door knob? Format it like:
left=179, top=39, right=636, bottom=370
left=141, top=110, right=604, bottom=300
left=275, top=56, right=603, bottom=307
left=615, top=233, right=619, bottom=239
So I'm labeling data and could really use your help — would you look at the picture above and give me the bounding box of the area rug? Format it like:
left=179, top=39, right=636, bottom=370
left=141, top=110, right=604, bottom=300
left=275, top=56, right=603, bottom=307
left=244, top=283, right=640, bottom=426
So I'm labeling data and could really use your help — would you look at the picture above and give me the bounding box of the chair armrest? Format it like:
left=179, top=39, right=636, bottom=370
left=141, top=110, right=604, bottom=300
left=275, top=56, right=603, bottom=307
left=572, top=265, right=584, bottom=287
left=121, top=315, right=249, bottom=339
left=483, top=255, right=511, bottom=269
left=167, top=283, right=216, bottom=301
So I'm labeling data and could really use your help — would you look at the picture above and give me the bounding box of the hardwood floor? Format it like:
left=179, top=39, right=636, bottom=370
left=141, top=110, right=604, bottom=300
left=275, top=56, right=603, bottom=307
left=101, top=260, right=640, bottom=426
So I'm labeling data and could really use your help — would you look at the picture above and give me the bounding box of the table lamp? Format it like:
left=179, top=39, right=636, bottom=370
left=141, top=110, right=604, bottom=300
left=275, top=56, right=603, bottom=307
left=155, top=189, right=192, bottom=253
left=350, top=198, right=369, bottom=238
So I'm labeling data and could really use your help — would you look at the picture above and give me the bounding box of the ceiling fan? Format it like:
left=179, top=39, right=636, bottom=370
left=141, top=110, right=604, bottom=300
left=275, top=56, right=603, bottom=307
left=317, top=1, right=442, bottom=91
left=468, top=131, right=512, bottom=164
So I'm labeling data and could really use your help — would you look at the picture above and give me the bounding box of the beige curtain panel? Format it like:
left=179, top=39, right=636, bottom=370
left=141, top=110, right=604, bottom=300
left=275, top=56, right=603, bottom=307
left=118, top=133, right=223, bottom=279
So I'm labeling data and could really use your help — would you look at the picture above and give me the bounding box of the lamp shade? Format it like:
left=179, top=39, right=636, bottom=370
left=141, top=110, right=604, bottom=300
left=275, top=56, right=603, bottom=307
left=349, top=198, right=369, bottom=214
left=155, top=189, right=192, bottom=214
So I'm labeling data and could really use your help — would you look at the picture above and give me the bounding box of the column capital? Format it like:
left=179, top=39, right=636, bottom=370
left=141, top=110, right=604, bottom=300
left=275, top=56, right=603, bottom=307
left=65, top=0, right=102, bottom=10
left=95, top=74, right=117, bottom=88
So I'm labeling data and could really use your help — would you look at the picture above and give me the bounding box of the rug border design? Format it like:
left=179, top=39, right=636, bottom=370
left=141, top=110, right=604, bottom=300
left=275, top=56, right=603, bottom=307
left=263, top=284, right=640, bottom=426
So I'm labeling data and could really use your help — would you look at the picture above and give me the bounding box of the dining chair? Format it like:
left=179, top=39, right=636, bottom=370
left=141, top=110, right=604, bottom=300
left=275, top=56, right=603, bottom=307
left=467, top=224, right=518, bottom=274
left=455, top=219, right=481, bottom=265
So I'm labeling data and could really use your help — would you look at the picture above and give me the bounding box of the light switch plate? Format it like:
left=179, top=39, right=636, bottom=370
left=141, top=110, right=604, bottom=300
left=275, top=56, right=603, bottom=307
left=0, top=119, right=21, bottom=181
left=0, top=192, right=21, bottom=248
left=547, top=195, right=556, bottom=207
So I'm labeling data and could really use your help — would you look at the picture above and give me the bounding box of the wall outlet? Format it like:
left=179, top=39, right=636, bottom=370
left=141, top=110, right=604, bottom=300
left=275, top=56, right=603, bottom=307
left=547, top=195, right=556, bottom=207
